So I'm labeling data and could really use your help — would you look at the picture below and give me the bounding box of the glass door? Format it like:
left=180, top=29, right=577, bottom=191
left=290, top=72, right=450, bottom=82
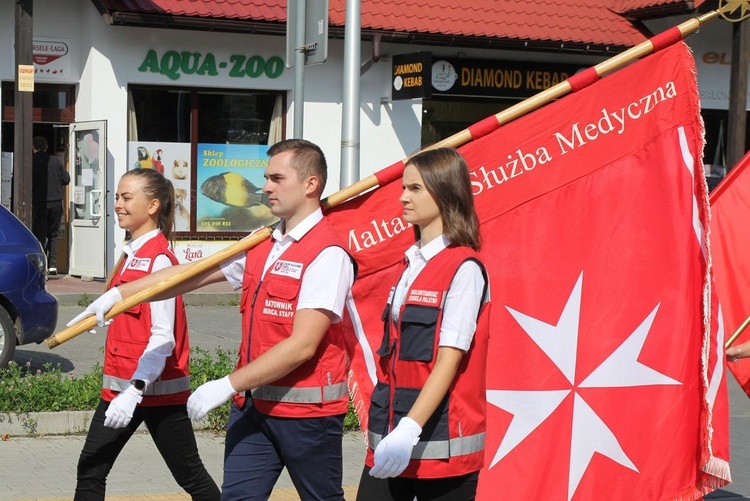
left=68, top=121, right=107, bottom=279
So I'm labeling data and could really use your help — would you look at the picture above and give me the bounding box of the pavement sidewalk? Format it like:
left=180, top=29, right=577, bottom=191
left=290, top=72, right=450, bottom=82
left=0, top=430, right=365, bottom=500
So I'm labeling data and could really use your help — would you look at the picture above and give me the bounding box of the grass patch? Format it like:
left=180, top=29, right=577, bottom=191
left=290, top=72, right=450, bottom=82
left=0, top=348, right=360, bottom=432
left=77, top=292, right=94, bottom=307
left=189, top=347, right=237, bottom=431
left=0, top=361, right=102, bottom=412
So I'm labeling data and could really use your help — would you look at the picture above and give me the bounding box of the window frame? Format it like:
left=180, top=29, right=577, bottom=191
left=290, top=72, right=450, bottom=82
left=128, top=84, right=285, bottom=238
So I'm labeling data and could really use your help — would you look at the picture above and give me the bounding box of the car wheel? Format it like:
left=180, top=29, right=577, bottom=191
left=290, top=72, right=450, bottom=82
left=0, top=305, right=16, bottom=368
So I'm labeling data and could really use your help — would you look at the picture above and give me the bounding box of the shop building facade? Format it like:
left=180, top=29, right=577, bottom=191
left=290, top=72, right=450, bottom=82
left=0, top=0, right=742, bottom=278
left=2, top=0, right=418, bottom=276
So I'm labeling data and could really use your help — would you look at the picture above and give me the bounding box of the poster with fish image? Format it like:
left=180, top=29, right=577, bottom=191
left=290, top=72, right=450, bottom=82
left=196, top=143, right=277, bottom=233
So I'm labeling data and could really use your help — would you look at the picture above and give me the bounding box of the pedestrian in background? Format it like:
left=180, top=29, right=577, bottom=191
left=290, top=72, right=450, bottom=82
left=69, top=168, right=219, bottom=501
left=71, top=139, right=356, bottom=501
left=358, top=148, right=490, bottom=501
left=32, top=135, right=70, bottom=275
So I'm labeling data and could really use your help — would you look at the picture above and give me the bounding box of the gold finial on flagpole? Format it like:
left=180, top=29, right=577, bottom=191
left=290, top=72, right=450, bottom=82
left=718, top=0, right=750, bottom=22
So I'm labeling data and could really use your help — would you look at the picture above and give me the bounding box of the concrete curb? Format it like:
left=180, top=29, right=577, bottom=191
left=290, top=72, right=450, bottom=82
left=54, top=292, right=240, bottom=307
left=0, top=410, right=95, bottom=435
left=0, top=411, right=212, bottom=436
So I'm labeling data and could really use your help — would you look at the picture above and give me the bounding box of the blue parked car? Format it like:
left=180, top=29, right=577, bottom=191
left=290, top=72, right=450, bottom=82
left=0, top=204, right=58, bottom=367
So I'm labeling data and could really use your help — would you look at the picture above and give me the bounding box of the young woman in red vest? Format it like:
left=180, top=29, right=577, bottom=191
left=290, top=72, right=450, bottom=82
left=358, top=148, right=491, bottom=501
left=73, top=169, right=219, bottom=501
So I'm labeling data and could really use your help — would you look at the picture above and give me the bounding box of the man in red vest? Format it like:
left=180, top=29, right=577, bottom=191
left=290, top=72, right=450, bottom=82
left=73, top=139, right=356, bottom=500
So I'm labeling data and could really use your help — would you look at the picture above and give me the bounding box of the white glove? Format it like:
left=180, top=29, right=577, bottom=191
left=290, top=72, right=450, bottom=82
left=187, top=376, right=237, bottom=421
left=67, top=287, right=122, bottom=328
left=104, top=385, right=143, bottom=429
left=370, top=416, right=422, bottom=479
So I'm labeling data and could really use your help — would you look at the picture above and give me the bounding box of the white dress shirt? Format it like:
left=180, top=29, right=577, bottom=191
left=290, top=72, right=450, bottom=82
left=121, top=229, right=177, bottom=386
left=391, top=235, right=487, bottom=352
left=221, top=208, right=355, bottom=322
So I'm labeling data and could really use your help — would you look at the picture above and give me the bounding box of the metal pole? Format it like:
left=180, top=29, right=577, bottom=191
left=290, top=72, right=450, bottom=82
left=293, top=0, right=306, bottom=139
left=339, top=0, right=361, bottom=186
left=727, top=20, right=750, bottom=170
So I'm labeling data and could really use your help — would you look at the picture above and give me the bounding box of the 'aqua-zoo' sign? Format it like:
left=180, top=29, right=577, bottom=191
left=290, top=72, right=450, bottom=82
left=138, top=50, right=285, bottom=81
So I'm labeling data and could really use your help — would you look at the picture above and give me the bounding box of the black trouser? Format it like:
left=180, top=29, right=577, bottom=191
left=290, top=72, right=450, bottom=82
left=31, top=204, right=62, bottom=268
left=75, top=398, right=220, bottom=501
left=357, top=466, right=479, bottom=501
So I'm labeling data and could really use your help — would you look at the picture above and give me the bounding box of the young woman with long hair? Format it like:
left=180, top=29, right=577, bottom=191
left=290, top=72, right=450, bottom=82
left=73, top=168, right=219, bottom=501
left=358, top=148, right=491, bottom=501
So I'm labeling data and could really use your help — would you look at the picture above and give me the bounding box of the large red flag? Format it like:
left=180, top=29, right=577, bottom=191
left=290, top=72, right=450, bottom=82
left=329, top=42, right=730, bottom=500
left=710, top=150, right=750, bottom=396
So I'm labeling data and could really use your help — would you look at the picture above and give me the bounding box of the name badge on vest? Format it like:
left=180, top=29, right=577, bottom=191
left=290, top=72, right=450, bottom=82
left=270, top=260, right=303, bottom=280
left=127, top=257, right=151, bottom=272
left=406, top=288, right=444, bottom=306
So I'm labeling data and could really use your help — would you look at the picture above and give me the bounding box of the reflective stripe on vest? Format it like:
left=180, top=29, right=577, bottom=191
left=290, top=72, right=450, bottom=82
left=252, top=381, right=348, bottom=404
left=103, top=375, right=191, bottom=396
left=368, top=431, right=485, bottom=460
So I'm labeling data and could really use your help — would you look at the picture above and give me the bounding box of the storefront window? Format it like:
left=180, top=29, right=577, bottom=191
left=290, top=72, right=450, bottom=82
left=129, top=88, right=191, bottom=143
left=198, top=92, right=276, bottom=145
left=127, top=86, right=283, bottom=237
left=421, top=99, right=510, bottom=148
left=1, top=82, right=75, bottom=123
left=702, top=110, right=727, bottom=191
left=195, top=91, right=280, bottom=234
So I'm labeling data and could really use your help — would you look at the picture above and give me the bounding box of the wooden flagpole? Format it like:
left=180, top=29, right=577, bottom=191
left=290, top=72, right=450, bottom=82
left=48, top=2, right=748, bottom=349
left=725, top=313, right=750, bottom=349
left=46, top=226, right=271, bottom=347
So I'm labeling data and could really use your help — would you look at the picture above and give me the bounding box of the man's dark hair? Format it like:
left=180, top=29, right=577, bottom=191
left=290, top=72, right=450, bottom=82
left=33, top=136, right=48, bottom=152
left=267, top=139, right=328, bottom=195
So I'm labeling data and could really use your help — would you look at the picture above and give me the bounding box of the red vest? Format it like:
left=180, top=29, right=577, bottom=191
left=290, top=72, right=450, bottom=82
left=366, top=246, right=490, bottom=478
left=102, top=233, right=191, bottom=406
left=236, top=218, right=355, bottom=418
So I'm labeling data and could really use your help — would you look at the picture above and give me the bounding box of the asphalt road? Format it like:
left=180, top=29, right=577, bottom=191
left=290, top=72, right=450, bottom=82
left=13, top=304, right=243, bottom=375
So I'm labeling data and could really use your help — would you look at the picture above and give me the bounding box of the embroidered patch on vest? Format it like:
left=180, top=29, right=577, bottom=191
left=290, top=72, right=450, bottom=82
left=262, top=298, right=295, bottom=318
left=270, top=260, right=303, bottom=279
left=128, top=257, right=152, bottom=272
left=406, top=288, right=442, bottom=306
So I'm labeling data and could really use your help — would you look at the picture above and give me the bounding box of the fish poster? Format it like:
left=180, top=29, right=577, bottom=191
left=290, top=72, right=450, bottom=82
left=196, top=143, right=276, bottom=233
left=127, top=141, right=192, bottom=232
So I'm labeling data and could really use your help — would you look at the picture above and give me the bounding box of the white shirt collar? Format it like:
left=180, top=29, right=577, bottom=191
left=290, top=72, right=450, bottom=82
left=271, top=207, right=324, bottom=243
left=123, top=228, right=161, bottom=256
left=404, top=234, right=451, bottom=264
